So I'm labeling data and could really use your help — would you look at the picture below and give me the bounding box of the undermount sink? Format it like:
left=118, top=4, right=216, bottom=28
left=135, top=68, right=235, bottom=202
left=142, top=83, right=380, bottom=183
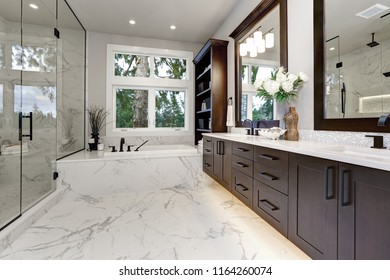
left=311, top=145, right=390, bottom=161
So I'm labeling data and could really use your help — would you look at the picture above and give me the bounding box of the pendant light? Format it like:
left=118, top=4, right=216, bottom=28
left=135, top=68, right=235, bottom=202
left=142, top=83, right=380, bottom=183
left=240, top=43, right=248, bottom=56
left=265, top=32, right=274, bottom=48
left=258, top=38, right=266, bottom=53
left=253, top=31, right=262, bottom=47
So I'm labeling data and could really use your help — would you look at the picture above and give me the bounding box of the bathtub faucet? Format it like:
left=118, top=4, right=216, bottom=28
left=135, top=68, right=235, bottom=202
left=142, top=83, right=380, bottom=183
left=134, top=140, right=148, bottom=152
left=119, top=137, right=125, bottom=152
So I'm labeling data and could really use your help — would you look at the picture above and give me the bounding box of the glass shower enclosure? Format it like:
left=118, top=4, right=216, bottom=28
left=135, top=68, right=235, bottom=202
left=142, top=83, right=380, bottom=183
left=0, top=0, right=85, bottom=230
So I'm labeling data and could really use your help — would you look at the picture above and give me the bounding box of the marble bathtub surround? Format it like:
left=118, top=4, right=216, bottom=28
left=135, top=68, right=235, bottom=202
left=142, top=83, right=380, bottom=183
left=101, top=136, right=193, bottom=148
left=0, top=150, right=308, bottom=260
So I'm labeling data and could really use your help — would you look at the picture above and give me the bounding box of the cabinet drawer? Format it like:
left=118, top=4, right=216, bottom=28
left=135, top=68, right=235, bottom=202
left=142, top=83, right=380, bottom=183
left=232, top=169, right=253, bottom=207
left=232, top=155, right=253, bottom=177
left=203, top=155, right=212, bottom=173
left=253, top=180, right=288, bottom=236
left=233, top=142, right=253, bottom=160
left=203, top=136, right=212, bottom=149
left=254, top=162, right=288, bottom=194
left=254, top=146, right=288, bottom=172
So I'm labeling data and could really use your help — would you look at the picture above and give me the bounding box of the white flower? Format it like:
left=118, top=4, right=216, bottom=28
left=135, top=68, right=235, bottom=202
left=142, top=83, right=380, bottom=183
left=288, top=73, right=298, bottom=83
left=254, top=77, right=264, bottom=89
left=299, top=72, right=309, bottom=82
left=281, top=80, right=294, bottom=92
left=263, top=80, right=280, bottom=95
left=276, top=70, right=287, bottom=82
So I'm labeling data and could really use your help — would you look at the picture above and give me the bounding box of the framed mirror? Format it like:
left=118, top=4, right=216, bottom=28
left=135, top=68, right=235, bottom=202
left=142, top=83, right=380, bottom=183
left=314, top=0, right=390, bottom=132
left=230, top=0, right=287, bottom=127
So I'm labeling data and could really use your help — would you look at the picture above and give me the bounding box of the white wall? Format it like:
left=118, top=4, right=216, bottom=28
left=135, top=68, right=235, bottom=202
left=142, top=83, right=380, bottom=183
left=87, top=31, right=203, bottom=137
left=212, top=0, right=315, bottom=130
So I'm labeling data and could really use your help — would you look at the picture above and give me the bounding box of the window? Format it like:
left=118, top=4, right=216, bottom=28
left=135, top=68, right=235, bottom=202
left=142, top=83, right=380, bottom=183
left=106, top=44, right=193, bottom=136
left=0, top=44, right=5, bottom=69
left=241, top=60, right=277, bottom=121
left=0, top=84, right=3, bottom=113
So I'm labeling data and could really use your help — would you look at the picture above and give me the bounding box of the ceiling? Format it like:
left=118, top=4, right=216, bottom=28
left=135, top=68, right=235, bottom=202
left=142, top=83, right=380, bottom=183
left=326, top=0, right=390, bottom=56
left=66, top=0, right=241, bottom=43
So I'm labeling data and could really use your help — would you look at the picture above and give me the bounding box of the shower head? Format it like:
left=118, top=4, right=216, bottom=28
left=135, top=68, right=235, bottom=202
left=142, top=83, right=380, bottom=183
left=367, top=32, right=380, bottom=47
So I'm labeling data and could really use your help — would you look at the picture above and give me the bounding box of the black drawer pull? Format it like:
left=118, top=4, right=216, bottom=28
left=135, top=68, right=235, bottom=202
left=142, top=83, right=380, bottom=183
left=204, top=163, right=211, bottom=167
left=234, top=162, right=248, bottom=168
left=259, top=199, right=278, bottom=211
left=204, top=148, right=211, bottom=152
left=258, top=172, right=277, bottom=181
left=259, top=154, right=278, bottom=161
left=235, top=183, right=248, bottom=191
left=236, top=147, right=249, bottom=152
left=204, top=139, right=211, bottom=143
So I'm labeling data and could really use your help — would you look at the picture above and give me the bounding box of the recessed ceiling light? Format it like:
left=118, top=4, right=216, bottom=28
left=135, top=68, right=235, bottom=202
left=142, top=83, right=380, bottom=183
left=129, top=20, right=136, bottom=25
left=329, top=47, right=335, bottom=51
left=29, top=3, right=39, bottom=9
left=170, top=25, right=176, bottom=30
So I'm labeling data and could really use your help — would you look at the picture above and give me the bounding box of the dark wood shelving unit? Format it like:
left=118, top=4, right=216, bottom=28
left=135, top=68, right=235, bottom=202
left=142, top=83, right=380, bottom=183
left=193, top=38, right=228, bottom=145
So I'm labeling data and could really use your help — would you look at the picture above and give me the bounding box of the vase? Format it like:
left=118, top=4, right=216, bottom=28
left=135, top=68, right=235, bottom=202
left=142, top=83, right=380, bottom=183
left=89, top=132, right=99, bottom=150
left=283, top=107, right=299, bottom=141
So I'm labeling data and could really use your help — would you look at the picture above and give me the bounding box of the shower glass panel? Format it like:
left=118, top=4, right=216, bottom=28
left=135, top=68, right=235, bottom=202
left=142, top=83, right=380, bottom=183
left=20, top=0, right=57, bottom=212
left=0, top=0, right=22, bottom=229
left=57, top=0, right=85, bottom=158
left=325, top=36, right=342, bottom=118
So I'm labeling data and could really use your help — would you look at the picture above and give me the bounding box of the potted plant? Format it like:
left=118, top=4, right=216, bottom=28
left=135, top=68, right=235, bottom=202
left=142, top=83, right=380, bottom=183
left=255, top=67, right=308, bottom=141
left=87, top=105, right=108, bottom=150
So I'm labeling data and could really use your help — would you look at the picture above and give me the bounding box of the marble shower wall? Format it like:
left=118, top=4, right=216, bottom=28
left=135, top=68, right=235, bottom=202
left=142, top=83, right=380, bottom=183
left=326, top=38, right=390, bottom=119
left=56, top=0, right=86, bottom=158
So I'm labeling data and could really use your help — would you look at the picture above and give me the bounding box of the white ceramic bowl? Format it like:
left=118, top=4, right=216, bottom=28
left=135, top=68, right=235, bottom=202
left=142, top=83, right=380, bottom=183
left=259, top=127, right=286, bottom=140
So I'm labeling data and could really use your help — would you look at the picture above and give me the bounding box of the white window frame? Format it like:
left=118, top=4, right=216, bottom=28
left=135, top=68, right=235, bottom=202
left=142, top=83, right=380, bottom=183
left=106, top=44, right=194, bottom=137
left=242, top=57, right=278, bottom=120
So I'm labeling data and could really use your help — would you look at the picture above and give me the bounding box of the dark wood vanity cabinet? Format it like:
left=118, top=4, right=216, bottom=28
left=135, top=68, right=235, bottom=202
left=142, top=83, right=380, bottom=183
left=338, top=163, right=390, bottom=260
left=288, top=153, right=338, bottom=259
left=252, top=146, right=289, bottom=237
left=212, top=138, right=232, bottom=190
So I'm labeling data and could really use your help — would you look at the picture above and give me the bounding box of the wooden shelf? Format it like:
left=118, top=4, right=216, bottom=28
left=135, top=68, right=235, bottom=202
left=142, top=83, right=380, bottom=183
left=196, top=88, right=211, bottom=97
left=196, top=67, right=211, bottom=80
left=196, top=109, right=211, bottom=114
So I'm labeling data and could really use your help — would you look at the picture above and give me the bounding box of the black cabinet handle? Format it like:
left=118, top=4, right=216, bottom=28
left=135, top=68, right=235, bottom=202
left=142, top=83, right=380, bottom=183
left=258, top=172, right=277, bottom=181
left=259, top=154, right=277, bottom=161
left=324, top=166, right=335, bottom=200
left=235, top=183, right=248, bottom=191
left=204, top=148, right=211, bottom=153
left=19, top=112, right=33, bottom=141
left=216, top=141, right=220, bottom=155
left=340, top=170, right=350, bottom=206
left=236, top=147, right=249, bottom=152
left=204, top=163, right=211, bottom=168
left=259, top=199, right=278, bottom=211
left=204, top=139, right=211, bottom=143
left=220, top=141, right=225, bottom=155
left=234, top=162, right=248, bottom=168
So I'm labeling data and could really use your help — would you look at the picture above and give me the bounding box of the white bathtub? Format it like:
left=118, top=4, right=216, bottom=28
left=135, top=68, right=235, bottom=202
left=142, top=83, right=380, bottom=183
left=103, top=144, right=199, bottom=159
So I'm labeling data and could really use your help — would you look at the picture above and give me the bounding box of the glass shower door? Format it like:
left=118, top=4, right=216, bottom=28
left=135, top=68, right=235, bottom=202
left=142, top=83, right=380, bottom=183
left=0, top=0, right=22, bottom=230
left=20, top=0, right=57, bottom=212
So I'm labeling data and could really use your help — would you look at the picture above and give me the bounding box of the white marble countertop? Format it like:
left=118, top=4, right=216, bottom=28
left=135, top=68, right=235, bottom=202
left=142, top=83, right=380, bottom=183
left=204, top=133, right=390, bottom=172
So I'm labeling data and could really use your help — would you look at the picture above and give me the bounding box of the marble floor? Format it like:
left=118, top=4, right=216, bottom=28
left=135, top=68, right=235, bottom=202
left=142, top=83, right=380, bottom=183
left=0, top=181, right=309, bottom=260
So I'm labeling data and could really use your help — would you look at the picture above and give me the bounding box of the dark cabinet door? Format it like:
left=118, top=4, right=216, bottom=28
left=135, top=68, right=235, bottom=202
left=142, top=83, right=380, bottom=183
left=338, top=163, right=390, bottom=260
left=212, top=138, right=232, bottom=190
left=288, top=153, right=338, bottom=259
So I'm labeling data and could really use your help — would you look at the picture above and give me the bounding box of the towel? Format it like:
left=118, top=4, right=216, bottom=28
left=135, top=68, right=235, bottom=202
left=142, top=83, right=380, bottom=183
left=226, top=105, right=234, bottom=127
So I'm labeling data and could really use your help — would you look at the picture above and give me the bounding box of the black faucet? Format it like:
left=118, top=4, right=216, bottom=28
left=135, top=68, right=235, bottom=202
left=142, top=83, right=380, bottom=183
left=243, top=119, right=254, bottom=135
left=377, top=114, right=390, bottom=126
left=134, top=140, right=148, bottom=152
left=119, top=137, right=125, bottom=152
left=366, top=135, right=385, bottom=149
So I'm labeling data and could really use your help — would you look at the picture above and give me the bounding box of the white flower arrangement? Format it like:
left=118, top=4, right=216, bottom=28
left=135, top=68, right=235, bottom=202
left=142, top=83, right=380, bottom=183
left=255, top=67, right=308, bottom=103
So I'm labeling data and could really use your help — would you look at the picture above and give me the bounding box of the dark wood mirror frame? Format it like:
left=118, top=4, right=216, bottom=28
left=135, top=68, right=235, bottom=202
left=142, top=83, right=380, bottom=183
left=313, top=0, right=390, bottom=132
left=230, top=0, right=288, bottom=127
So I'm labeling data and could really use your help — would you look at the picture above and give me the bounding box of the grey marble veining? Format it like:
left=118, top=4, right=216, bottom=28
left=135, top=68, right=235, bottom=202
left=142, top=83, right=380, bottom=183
left=0, top=153, right=308, bottom=260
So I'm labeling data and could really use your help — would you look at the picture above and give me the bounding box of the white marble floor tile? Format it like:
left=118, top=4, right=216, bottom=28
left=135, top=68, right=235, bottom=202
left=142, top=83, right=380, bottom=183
left=0, top=183, right=309, bottom=260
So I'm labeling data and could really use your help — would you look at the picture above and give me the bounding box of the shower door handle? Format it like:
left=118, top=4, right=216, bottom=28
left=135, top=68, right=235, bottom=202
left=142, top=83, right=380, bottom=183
left=19, top=112, right=33, bottom=141
left=341, top=82, right=346, bottom=116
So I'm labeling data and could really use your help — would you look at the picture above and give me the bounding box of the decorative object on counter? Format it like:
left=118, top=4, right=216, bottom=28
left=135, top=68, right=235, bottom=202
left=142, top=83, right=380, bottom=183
left=258, top=127, right=286, bottom=140
left=97, top=143, right=104, bottom=151
left=87, top=105, right=109, bottom=150
left=284, top=107, right=299, bottom=141
left=254, top=67, right=308, bottom=141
